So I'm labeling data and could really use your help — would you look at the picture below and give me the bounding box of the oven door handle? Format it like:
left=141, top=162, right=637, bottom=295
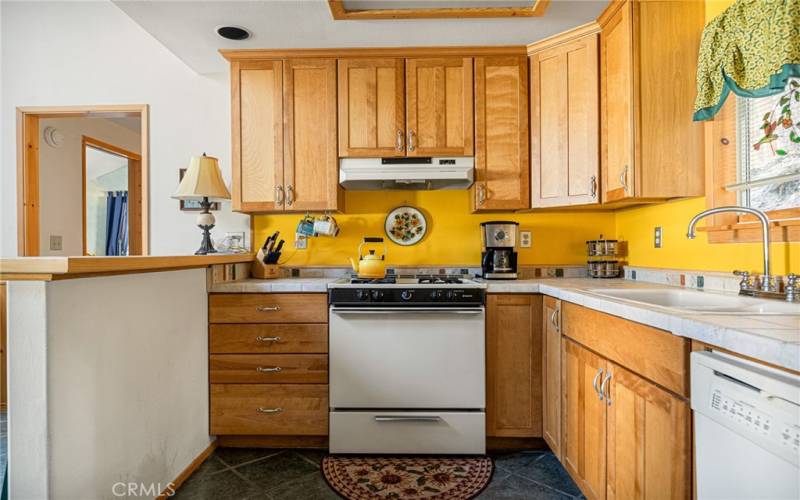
left=330, top=307, right=484, bottom=315
left=374, top=416, right=443, bottom=422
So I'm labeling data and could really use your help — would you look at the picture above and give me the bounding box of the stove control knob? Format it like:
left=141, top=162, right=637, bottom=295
left=370, top=290, right=384, bottom=302
left=445, top=290, right=456, bottom=301
left=400, top=290, right=414, bottom=301
left=356, top=289, right=369, bottom=301
left=429, top=290, right=442, bottom=301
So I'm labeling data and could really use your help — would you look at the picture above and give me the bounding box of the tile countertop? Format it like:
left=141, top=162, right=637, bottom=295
left=209, top=277, right=800, bottom=371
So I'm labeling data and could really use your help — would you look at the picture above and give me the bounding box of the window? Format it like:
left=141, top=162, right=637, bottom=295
left=733, top=78, right=800, bottom=212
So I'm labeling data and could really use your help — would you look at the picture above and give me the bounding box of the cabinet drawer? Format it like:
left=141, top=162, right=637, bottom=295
left=210, top=384, right=328, bottom=436
left=209, top=324, right=328, bottom=354
left=209, top=294, right=327, bottom=324
left=562, top=302, right=689, bottom=396
left=210, top=354, right=328, bottom=384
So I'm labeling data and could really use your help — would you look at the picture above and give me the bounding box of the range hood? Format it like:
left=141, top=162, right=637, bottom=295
left=339, top=157, right=474, bottom=190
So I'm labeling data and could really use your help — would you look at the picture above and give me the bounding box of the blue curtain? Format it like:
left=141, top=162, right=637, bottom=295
left=105, top=191, right=128, bottom=256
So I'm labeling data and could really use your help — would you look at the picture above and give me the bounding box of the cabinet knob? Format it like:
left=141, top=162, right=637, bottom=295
left=407, top=130, right=416, bottom=152
left=619, top=165, right=629, bottom=193
left=257, top=407, right=283, bottom=414
left=593, top=368, right=604, bottom=401
left=275, top=185, right=285, bottom=206
left=286, top=185, right=294, bottom=206
left=396, top=129, right=404, bottom=151
left=589, top=175, right=597, bottom=199
left=256, top=305, right=281, bottom=312
left=256, top=366, right=282, bottom=373
left=256, top=336, right=281, bottom=343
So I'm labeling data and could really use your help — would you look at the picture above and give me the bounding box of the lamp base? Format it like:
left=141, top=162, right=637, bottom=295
left=195, top=197, right=217, bottom=255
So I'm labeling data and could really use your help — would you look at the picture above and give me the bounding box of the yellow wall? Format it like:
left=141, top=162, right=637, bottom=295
left=254, top=191, right=615, bottom=267
left=253, top=0, right=799, bottom=275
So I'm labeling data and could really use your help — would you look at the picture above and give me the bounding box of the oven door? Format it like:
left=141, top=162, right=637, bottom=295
left=329, top=306, right=485, bottom=409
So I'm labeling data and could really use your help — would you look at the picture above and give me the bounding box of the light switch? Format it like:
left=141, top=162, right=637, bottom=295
left=49, top=235, right=62, bottom=251
left=520, top=231, right=532, bottom=248
left=654, top=227, right=662, bottom=248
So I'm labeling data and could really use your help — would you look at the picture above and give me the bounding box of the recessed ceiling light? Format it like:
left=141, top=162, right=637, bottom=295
left=216, top=26, right=251, bottom=41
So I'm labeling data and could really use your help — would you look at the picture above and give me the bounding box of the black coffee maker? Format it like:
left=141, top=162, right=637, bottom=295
left=480, top=221, right=519, bottom=279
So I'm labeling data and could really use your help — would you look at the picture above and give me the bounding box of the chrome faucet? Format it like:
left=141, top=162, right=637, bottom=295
left=686, top=206, right=773, bottom=292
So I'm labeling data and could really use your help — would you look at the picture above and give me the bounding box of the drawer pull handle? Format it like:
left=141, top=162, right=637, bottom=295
left=375, top=416, right=442, bottom=422
left=601, top=372, right=612, bottom=406
left=256, top=336, right=281, bottom=343
left=257, top=407, right=283, bottom=414
left=256, top=366, right=282, bottom=373
left=256, top=306, right=281, bottom=312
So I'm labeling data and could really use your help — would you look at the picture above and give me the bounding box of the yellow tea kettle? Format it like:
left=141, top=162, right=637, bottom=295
left=349, top=237, right=387, bottom=279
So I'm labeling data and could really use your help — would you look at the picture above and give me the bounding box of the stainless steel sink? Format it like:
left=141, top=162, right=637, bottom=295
left=586, top=288, right=800, bottom=315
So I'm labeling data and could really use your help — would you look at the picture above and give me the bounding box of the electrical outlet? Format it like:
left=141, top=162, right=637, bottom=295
left=49, top=235, right=62, bottom=251
left=294, top=234, right=308, bottom=249
left=520, top=231, right=532, bottom=248
left=654, top=226, right=662, bottom=248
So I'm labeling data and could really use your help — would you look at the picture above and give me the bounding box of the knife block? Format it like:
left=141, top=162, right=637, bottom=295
left=252, top=250, right=281, bottom=279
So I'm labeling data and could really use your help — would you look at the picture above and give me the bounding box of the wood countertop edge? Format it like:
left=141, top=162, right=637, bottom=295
left=0, top=254, right=253, bottom=280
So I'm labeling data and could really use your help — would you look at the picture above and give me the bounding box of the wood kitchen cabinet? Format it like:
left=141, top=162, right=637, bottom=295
left=406, top=57, right=474, bottom=157
left=559, top=302, right=692, bottom=500
left=606, top=362, right=690, bottom=500
left=231, top=60, right=284, bottom=212
left=530, top=30, right=600, bottom=208
left=472, top=56, right=529, bottom=211
left=337, top=58, right=406, bottom=157
left=598, top=0, right=705, bottom=204
left=229, top=58, right=342, bottom=213
left=563, top=338, right=607, bottom=500
left=486, top=294, right=542, bottom=438
left=542, top=296, right=562, bottom=458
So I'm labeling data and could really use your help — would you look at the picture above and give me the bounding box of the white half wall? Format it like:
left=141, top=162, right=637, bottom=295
left=7, top=269, right=211, bottom=499
left=0, top=0, right=250, bottom=257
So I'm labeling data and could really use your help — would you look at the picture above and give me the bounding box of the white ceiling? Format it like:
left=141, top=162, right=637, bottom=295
left=112, top=0, right=607, bottom=74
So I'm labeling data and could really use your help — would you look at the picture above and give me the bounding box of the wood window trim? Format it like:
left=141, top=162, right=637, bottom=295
left=327, top=0, right=550, bottom=20
left=81, top=135, right=143, bottom=256
left=700, top=98, right=800, bottom=243
left=15, top=105, right=149, bottom=256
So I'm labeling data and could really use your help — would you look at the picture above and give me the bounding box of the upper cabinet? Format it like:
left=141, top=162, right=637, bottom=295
left=230, top=57, right=342, bottom=213
left=231, top=60, right=284, bottom=212
left=472, top=56, right=529, bottom=212
left=338, top=58, right=406, bottom=157
left=530, top=29, right=600, bottom=208
left=338, top=56, right=474, bottom=158
left=599, top=0, right=705, bottom=204
left=283, top=59, right=341, bottom=211
left=406, top=57, right=474, bottom=157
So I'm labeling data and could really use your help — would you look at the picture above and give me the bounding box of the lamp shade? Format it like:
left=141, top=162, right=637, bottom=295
left=172, top=154, right=232, bottom=201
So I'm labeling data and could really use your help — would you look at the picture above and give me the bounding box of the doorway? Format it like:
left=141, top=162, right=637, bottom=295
left=82, top=136, right=142, bottom=256
left=16, top=105, right=149, bottom=256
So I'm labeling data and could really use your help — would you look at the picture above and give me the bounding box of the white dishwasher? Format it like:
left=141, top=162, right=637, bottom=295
left=691, top=351, right=800, bottom=500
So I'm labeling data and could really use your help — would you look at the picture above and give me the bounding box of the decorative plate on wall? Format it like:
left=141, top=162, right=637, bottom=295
left=385, top=206, right=427, bottom=246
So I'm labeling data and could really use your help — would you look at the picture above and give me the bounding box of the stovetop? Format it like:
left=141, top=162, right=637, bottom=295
left=329, top=274, right=486, bottom=306
left=332, top=275, right=485, bottom=288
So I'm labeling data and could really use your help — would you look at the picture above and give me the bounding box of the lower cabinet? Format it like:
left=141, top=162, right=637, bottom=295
left=560, top=308, right=691, bottom=500
left=542, top=296, right=562, bottom=458
left=208, top=293, right=329, bottom=439
left=563, top=339, right=608, bottom=500
left=486, top=294, right=542, bottom=437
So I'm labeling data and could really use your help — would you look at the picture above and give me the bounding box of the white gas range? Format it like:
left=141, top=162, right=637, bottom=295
left=327, top=275, right=487, bottom=455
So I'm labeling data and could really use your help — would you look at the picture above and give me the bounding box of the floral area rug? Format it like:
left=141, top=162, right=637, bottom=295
left=321, top=456, right=493, bottom=499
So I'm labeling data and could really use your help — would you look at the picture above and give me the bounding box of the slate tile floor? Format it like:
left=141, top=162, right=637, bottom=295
left=174, top=448, right=584, bottom=500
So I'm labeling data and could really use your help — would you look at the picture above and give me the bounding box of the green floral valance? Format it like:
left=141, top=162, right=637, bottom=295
left=693, top=0, right=800, bottom=121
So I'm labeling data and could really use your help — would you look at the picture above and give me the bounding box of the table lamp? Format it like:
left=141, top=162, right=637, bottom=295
left=172, top=153, right=231, bottom=255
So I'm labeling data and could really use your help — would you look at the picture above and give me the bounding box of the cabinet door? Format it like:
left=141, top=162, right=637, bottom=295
left=338, top=58, right=405, bottom=157
left=486, top=294, right=542, bottom=437
left=231, top=60, right=284, bottom=212
left=405, top=57, right=473, bottom=156
left=531, top=35, right=599, bottom=208
left=606, top=362, right=690, bottom=500
left=563, top=339, right=607, bottom=500
left=600, top=1, right=635, bottom=203
left=542, top=296, right=562, bottom=458
left=283, top=59, right=341, bottom=211
left=473, top=56, right=529, bottom=211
